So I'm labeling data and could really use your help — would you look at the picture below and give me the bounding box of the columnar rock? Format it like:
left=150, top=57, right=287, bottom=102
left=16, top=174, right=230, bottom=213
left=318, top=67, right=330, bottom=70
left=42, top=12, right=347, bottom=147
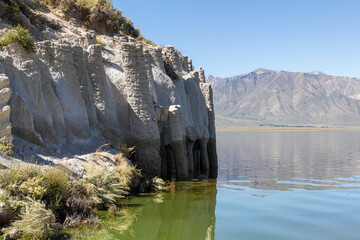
left=0, top=73, right=12, bottom=143
left=200, top=82, right=218, bottom=178
left=120, top=39, right=161, bottom=177
left=167, top=105, right=189, bottom=180
left=199, top=68, right=206, bottom=83
left=188, top=59, right=194, bottom=71
left=0, top=14, right=218, bottom=179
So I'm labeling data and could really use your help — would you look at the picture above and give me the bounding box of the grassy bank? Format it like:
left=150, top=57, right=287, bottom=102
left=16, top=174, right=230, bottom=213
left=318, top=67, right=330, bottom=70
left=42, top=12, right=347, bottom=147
left=0, top=153, right=170, bottom=239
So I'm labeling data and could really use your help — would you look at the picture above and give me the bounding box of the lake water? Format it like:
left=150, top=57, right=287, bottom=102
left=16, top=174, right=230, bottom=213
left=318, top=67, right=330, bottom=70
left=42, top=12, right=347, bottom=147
left=71, top=131, right=360, bottom=240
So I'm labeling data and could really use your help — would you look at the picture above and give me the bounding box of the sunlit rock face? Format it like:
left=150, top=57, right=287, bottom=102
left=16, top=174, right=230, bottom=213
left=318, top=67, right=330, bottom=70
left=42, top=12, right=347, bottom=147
left=0, top=21, right=217, bottom=179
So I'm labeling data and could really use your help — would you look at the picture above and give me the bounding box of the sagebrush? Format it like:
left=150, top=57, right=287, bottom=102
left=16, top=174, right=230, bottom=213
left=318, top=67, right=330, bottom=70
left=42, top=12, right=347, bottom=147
left=0, top=25, right=35, bottom=53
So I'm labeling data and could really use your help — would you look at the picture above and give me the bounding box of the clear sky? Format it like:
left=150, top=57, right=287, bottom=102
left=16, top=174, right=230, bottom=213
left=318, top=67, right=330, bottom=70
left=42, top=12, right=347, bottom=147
left=114, top=0, right=360, bottom=78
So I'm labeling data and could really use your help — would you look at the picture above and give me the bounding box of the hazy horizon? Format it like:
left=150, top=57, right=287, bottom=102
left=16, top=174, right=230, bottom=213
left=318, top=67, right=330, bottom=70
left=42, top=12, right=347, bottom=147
left=207, top=68, right=358, bottom=79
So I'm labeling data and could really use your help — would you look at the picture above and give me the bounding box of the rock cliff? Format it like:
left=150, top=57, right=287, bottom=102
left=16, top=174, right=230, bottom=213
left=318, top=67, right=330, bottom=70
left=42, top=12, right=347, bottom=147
left=0, top=5, right=217, bottom=179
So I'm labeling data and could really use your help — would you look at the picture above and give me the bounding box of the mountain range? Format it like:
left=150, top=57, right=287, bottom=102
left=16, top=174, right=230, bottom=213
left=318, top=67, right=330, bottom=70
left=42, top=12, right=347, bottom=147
left=207, top=69, right=360, bottom=128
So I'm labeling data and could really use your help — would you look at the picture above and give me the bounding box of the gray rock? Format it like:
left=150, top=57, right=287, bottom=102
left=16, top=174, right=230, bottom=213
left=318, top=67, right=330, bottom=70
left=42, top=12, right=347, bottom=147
left=0, top=208, right=14, bottom=225
left=197, top=174, right=209, bottom=180
left=4, top=229, right=22, bottom=240
left=0, top=12, right=218, bottom=179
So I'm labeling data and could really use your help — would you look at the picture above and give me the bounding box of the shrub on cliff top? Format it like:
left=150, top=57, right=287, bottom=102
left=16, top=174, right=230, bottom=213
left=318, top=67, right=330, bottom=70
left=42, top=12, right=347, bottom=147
left=0, top=25, right=35, bottom=53
left=76, top=0, right=112, bottom=11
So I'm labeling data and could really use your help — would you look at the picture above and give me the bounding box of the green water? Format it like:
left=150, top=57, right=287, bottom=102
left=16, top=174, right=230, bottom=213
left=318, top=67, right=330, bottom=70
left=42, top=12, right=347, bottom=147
left=71, top=131, right=360, bottom=240
left=70, top=181, right=217, bottom=240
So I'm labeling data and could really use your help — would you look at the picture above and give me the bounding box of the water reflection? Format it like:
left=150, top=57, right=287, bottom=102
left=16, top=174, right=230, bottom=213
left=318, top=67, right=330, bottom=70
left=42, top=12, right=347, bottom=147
left=70, top=131, right=360, bottom=240
left=217, top=131, right=360, bottom=191
left=124, top=181, right=217, bottom=240
left=72, top=180, right=218, bottom=240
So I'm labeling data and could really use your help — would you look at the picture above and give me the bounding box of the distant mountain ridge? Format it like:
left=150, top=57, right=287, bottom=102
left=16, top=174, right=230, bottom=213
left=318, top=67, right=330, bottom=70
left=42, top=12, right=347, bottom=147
left=207, top=69, right=360, bottom=128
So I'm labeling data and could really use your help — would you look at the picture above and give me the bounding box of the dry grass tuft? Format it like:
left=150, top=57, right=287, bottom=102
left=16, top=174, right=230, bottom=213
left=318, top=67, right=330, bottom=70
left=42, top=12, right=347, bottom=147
left=81, top=171, right=129, bottom=206
left=113, top=153, right=141, bottom=188
left=93, top=143, right=110, bottom=162
left=164, top=178, right=176, bottom=192
left=139, top=177, right=166, bottom=193
left=2, top=200, right=61, bottom=239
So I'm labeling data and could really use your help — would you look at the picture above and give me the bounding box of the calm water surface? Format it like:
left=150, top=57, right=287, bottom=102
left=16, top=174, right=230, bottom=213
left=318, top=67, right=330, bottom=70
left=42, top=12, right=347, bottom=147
left=72, top=131, right=360, bottom=240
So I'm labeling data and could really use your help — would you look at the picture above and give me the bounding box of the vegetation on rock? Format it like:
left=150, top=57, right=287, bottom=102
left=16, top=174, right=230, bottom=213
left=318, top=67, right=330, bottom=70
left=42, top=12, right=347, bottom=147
left=0, top=141, right=13, bottom=156
left=118, top=143, right=135, bottom=160
left=0, top=0, right=155, bottom=46
left=30, top=0, right=142, bottom=37
left=0, top=148, right=170, bottom=239
left=0, top=159, right=132, bottom=239
left=81, top=171, right=129, bottom=206
left=2, top=200, right=62, bottom=239
left=0, top=25, right=35, bottom=53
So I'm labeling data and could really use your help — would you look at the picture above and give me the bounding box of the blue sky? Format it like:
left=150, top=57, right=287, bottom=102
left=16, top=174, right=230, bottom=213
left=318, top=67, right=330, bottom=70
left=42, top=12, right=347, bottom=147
left=114, top=0, right=360, bottom=78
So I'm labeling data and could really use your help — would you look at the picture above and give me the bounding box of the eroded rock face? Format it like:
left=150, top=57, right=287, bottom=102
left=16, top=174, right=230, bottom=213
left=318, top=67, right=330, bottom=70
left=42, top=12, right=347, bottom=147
left=0, top=73, right=12, bottom=144
left=0, top=29, right=217, bottom=179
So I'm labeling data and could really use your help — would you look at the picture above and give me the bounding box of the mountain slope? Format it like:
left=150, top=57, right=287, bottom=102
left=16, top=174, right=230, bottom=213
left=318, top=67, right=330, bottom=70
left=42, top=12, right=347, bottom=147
left=207, top=69, right=360, bottom=127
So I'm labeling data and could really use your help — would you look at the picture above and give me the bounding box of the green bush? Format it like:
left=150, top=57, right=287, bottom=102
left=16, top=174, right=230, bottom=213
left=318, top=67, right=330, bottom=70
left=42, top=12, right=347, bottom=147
left=0, top=164, right=43, bottom=197
left=42, top=167, right=71, bottom=206
left=18, top=175, right=47, bottom=199
left=0, top=159, right=141, bottom=237
left=0, top=165, right=70, bottom=206
left=0, top=25, right=35, bottom=53
left=41, top=0, right=141, bottom=38
left=76, top=0, right=112, bottom=11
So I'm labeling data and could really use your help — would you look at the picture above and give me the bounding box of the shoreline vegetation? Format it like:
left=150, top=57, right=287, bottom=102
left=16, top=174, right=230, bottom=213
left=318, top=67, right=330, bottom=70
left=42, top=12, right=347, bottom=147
left=0, top=0, right=212, bottom=239
left=0, top=1, right=170, bottom=238
left=0, top=147, right=174, bottom=239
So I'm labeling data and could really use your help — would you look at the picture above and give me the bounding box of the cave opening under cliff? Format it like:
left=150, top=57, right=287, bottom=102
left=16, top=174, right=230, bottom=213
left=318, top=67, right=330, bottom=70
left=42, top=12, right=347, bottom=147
left=165, top=144, right=176, bottom=179
left=193, top=140, right=201, bottom=178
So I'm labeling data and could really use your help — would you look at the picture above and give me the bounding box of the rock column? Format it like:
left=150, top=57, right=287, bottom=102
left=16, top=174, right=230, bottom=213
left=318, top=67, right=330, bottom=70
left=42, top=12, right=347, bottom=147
left=168, top=105, right=189, bottom=180
left=120, top=39, right=161, bottom=177
left=199, top=68, right=206, bottom=83
left=0, top=74, right=12, bottom=144
left=200, top=82, right=218, bottom=178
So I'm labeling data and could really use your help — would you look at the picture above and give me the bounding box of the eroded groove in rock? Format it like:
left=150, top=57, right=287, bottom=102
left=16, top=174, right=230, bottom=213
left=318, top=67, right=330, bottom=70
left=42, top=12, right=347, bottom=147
left=0, top=73, right=12, bottom=143
left=200, top=83, right=218, bottom=178
left=120, top=38, right=161, bottom=177
left=0, top=13, right=218, bottom=178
